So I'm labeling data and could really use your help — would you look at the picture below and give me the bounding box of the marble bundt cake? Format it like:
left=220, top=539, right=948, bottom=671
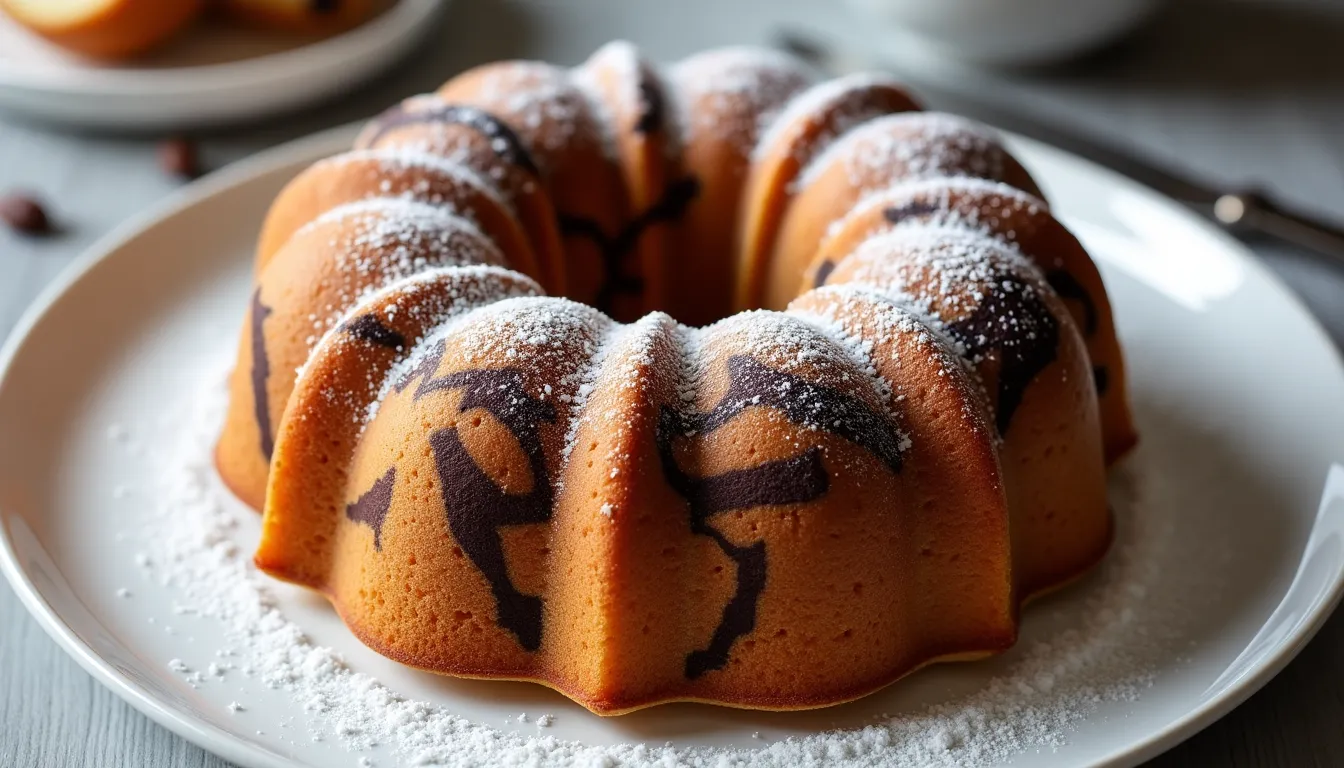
left=216, top=42, right=1137, bottom=715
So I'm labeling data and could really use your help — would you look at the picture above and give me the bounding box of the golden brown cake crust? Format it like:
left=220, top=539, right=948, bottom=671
left=215, top=0, right=384, bottom=36
left=218, top=43, right=1135, bottom=716
left=0, top=0, right=205, bottom=59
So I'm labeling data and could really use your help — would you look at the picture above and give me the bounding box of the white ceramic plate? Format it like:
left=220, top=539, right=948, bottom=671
left=0, top=1, right=447, bottom=130
left=3, top=125, right=1344, bottom=768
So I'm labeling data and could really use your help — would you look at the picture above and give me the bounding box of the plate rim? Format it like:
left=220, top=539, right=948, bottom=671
left=0, top=0, right=447, bottom=95
left=2, top=123, right=1344, bottom=768
left=1018, top=140, right=1344, bottom=768
left=0, top=125, right=365, bottom=768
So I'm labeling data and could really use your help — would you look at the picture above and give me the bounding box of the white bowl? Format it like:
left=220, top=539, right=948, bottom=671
left=0, top=0, right=449, bottom=130
left=849, top=0, right=1160, bottom=66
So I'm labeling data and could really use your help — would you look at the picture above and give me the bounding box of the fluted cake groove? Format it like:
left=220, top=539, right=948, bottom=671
left=216, top=40, right=1138, bottom=715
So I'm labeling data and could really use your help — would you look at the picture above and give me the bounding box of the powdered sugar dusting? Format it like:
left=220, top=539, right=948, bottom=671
left=315, top=148, right=513, bottom=214
left=334, top=268, right=535, bottom=405
left=831, top=224, right=1047, bottom=361
left=579, top=40, right=682, bottom=159
left=282, top=198, right=508, bottom=345
left=670, top=47, right=817, bottom=156
left=355, top=94, right=537, bottom=193
left=571, top=42, right=641, bottom=162
left=452, top=295, right=613, bottom=370
left=372, top=294, right=615, bottom=449
left=789, top=307, right=899, bottom=416
left=290, top=265, right=542, bottom=422
left=559, top=312, right=681, bottom=509
left=700, top=310, right=905, bottom=453
left=799, top=112, right=1012, bottom=193
left=469, top=62, right=611, bottom=167
left=793, top=283, right=992, bottom=433
left=754, top=72, right=911, bottom=169
left=554, top=313, right=629, bottom=471
left=159, top=43, right=1191, bottom=766
left=822, top=176, right=1049, bottom=250
left=133, top=366, right=1183, bottom=767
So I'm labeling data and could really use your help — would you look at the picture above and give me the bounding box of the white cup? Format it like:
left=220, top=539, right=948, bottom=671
left=848, top=0, right=1160, bottom=67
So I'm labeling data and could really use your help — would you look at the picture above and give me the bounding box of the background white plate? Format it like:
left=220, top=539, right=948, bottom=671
left=0, top=1, right=447, bottom=130
left=3, top=125, right=1344, bottom=767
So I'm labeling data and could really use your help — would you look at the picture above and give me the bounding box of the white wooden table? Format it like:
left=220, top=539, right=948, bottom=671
left=4, top=0, right=1344, bottom=765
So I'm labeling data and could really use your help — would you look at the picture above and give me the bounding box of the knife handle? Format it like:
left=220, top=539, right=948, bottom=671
left=1215, top=191, right=1344, bottom=266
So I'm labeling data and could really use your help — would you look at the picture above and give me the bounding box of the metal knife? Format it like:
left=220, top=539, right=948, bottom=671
left=776, top=30, right=1344, bottom=265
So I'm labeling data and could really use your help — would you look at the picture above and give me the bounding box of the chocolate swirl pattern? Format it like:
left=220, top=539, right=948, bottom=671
left=346, top=467, right=396, bottom=550
left=414, top=358, right=557, bottom=652
left=341, top=313, right=407, bottom=350
left=946, top=276, right=1060, bottom=435
left=230, top=42, right=1132, bottom=716
left=559, top=175, right=702, bottom=312
left=657, top=355, right=905, bottom=677
left=361, top=102, right=541, bottom=176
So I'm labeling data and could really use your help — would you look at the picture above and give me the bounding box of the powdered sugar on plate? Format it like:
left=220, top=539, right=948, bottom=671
left=126, top=361, right=1197, bottom=767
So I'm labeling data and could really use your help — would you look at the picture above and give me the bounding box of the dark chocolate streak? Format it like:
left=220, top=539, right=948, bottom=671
left=363, top=103, right=540, bottom=176
left=1042, top=271, right=1110, bottom=398
left=681, top=448, right=830, bottom=513
left=634, top=77, right=665, bottom=135
left=812, top=259, right=837, bottom=288
left=1045, top=270, right=1098, bottom=335
left=685, top=540, right=766, bottom=679
left=876, top=200, right=1072, bottom=428
left=946, top=276, right=1060, bottom=435
left=342, top=313, right=406, bottom=349
left=249, top=289, right=274, bottom=460
left=657, top=355, right=904, bottom=678
left=882, top=200, right=943, bottom=225
left=1048, top=269, right=1111, bottom=414
left=559, top=175, right=701, bottom=312
left=811, top=201, right=945, bottom=290
left=347, top=467, right=396, bottom=549
left=1093, top=365, right=1110, bottom=396
left=312, top=0, right=339, bottom=13
left=412, top=363, right=556, bottom=652
left=394, top=339, right=446, bottom=395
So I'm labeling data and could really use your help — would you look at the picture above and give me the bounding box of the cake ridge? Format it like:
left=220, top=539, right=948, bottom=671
left=797, top=111, right=1012, bottom=193
left=828, top=223, right=1044, bottom=342
left=782, top=305, right=903, bottom=431
left=555, top=313, right=635, bottom=474
left=669, top=46, right=819, bottom=154
left=347, top=265, right=545, bottom=428
left=299, top=195, right=481, bottom=236
left=221, top=42, right=1135, bottom=716
left=315, top=147, right=515, bottom=213
left=830, top=174, right=1051, bottom=246
left=792, top=282, right=996, bottom=438
left=569, top=44, right=629, bottom=165
left=751, top=70, right=915, bottom=164
left=801, top=281, right=972, bottom=373
left=356, top=94, right=543, bottom=178
left=286, top=197, right=507, bottom=335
